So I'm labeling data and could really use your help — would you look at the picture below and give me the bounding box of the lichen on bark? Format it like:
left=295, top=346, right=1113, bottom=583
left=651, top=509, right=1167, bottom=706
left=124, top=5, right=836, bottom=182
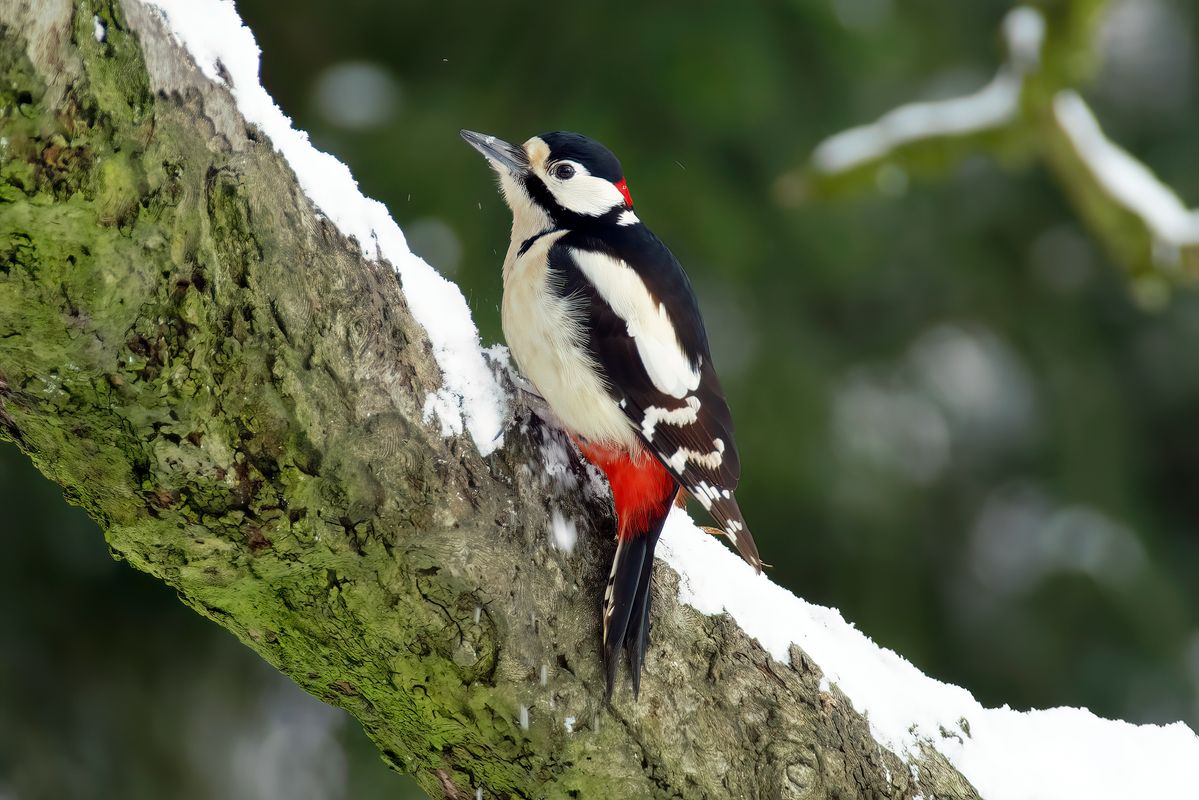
left=0, top=2, right=980, bottom=797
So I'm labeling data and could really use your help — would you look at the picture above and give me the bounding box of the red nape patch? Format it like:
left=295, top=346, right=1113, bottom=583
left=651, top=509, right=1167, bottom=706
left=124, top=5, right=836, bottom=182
left=576, top=440, right=676, bottom=539
left=614, top=178, right=633, bottom=208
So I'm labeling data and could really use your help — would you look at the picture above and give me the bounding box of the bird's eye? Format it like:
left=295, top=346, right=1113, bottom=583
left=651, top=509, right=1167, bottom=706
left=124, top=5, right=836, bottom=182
left=553, top=163, right=576, bottom=180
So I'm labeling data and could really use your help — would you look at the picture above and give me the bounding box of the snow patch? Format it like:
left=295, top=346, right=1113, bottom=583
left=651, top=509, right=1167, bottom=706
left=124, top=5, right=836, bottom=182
left=656, top=508, right=1199, bottom=799
left=1054, top=90, right=1199, bottom=248
left=1002, top=5, right=1047, bottom=71
left=548, top=508, right=578, bottom=553
left=813, top=6, right=1044, bottom=174
left=813, top=74, right=1020, bottom=174
left=93, top=14, right=106, bottom=42
left=140, top=0, right=507, bottom=455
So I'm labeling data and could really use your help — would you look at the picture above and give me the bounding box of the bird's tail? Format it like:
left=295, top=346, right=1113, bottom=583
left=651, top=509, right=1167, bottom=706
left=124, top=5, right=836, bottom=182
left=576, top=440, right=678, bottom=700
left=602, top=515, right=667, bottom=700
left=706, top=492, right=764, bottom=572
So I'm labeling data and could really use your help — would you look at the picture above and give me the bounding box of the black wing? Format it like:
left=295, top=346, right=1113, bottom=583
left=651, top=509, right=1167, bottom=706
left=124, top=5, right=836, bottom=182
left=548, top=226, right=762, bottom=570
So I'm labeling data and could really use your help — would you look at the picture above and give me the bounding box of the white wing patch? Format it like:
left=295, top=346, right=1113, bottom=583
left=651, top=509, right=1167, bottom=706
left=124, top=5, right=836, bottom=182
left=667, top=438, right=725, bottom=474
left=641, top=396, right=701, bottom=439
left=572, top=248, right=701, bottom=399
left=691, top=480, right=733, bottom=510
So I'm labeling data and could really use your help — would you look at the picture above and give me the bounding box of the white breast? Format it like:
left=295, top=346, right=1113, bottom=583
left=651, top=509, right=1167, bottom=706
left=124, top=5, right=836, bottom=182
left=502, top=231, right=638, bottom=451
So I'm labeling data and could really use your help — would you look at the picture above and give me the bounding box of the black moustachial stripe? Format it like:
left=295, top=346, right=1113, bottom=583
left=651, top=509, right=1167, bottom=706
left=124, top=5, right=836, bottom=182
left=517, top=227, right=562, bottom=258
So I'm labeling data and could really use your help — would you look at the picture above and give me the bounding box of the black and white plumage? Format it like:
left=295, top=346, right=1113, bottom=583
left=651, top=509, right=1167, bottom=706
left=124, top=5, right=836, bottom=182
left=546, top=226, right=760, bottom=568
left=462, top=129, right=763, bottom=697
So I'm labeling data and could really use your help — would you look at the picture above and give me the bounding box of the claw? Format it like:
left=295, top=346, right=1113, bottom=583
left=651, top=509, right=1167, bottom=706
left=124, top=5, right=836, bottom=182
left=516, top=381, right=566, bottom=430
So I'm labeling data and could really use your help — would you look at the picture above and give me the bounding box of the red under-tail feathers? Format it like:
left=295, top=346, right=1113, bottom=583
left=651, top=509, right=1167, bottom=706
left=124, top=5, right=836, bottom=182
left=575, top=439, right=678, bottom=699
left=576, top=440, right=677, bottom=540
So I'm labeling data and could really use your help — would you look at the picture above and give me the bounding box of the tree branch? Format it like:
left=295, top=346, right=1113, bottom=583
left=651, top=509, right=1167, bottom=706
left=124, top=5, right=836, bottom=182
left=5, top=2, right=1196, bottom=798
left=800, top=1, right=1199, bottom=289
left=0, top=1, right=977, bottom=797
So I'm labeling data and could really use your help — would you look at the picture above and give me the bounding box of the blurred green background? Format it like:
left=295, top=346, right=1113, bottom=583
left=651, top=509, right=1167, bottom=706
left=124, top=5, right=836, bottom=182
left=4, top=0, right=1199, bottom=796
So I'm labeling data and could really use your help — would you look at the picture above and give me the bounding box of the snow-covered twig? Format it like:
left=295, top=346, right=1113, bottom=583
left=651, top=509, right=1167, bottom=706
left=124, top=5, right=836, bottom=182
left=812, top=7, right=1044, bottom=174
left=1053, top=91, right=1199, bottom=251
left=807, top=2, right=1199, bottom=278
left=812, top=7, right=1044, bottom=175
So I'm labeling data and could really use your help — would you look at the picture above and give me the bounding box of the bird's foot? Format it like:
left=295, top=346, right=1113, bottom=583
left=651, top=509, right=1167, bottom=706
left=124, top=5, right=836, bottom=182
left=513, top=378, right=566, bottom=430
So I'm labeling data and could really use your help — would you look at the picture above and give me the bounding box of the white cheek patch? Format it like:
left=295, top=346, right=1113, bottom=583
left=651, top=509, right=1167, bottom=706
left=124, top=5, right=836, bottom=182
left=571, top=248, right=702, bottom=399
left=550, top=172, right=627, bottom=216
left=617, top=210, right=640, bottom=226
left=537, top=159, right=626, bottom=217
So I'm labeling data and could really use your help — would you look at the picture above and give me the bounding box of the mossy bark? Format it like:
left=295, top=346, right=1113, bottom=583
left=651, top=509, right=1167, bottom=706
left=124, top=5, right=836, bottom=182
left=0, top=2, right=980, bottom=798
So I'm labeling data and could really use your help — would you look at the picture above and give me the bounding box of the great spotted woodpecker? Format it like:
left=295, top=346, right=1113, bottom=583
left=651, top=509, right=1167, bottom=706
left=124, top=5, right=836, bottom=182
left=462, top=129, right=763, bottom=698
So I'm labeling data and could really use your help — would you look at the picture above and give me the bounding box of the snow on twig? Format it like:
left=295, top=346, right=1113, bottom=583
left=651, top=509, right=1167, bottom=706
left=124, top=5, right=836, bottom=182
left=1054, top=90, right=1199, bottom=249
left=812, top=7, right=1045, bottom=174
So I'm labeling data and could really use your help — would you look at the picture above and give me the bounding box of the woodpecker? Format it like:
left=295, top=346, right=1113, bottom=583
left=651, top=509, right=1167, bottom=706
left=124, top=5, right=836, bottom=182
left=462, top=129, right=763, bottom=698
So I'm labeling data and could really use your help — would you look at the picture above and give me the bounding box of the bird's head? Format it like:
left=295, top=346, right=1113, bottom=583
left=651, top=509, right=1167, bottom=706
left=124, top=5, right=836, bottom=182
left=461, top=130, right=637, bottom=233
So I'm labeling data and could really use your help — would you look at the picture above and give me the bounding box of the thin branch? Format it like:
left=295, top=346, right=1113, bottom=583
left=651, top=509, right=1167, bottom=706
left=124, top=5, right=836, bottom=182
left=803, top=2, right=1199, bottom=285
left=1046, top=90, right=1199, bottom=286
left=811, top=7, right=1045, bottom=176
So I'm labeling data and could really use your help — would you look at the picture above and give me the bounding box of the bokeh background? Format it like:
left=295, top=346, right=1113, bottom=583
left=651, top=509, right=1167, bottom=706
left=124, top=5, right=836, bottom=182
left=4, top=0, right=1199, bottom=796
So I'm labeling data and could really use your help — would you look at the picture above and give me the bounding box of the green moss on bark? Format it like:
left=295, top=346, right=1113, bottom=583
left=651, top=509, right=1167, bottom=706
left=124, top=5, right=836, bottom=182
left=0, top=4, right=979, bottom=798
left=0, top=5, right=540, bottom=792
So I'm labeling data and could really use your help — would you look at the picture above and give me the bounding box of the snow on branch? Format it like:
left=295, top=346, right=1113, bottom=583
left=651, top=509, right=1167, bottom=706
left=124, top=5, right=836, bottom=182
left=805, top=2, right=1199, bottom=280
left=1054, top=91, right=1199, bottom=251
left=142, top=0, right=509, bottom=454
left=660, top=512, right=1199, bottom=799
left=140, top=0, right=1199, bottom=795
left=812, top=7, right=1045, bottom=174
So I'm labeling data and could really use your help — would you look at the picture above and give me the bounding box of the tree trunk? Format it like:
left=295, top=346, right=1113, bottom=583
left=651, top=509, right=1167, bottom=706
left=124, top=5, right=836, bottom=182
left=0, top=2, right=978, bottom=797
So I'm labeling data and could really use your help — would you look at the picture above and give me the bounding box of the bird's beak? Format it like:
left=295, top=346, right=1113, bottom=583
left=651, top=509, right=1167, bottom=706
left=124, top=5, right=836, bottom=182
left=460, top=130, right=529, bottom=175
